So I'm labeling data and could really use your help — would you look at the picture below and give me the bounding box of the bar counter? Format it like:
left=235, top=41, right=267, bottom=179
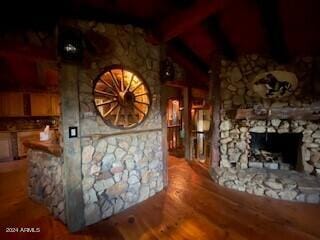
left=24, top=140, right=65, bottom=223
left=23, top=140, right=61, bottom=157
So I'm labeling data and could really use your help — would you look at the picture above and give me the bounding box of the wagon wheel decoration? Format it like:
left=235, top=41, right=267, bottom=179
left=93, top=65, right=151, bottom=129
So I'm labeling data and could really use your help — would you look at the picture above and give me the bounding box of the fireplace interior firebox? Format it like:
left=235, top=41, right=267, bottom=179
left=249, top=132, right=303, bottom=170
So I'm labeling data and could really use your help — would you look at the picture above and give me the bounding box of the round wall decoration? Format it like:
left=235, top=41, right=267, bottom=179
left=93, top=65, right=151, bottom=129
left=252, top=71, right=298, bottom=99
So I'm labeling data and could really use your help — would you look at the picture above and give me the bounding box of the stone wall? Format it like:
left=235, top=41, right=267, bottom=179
left=218, top=55, right=320, bottom=171
left=81, top=131, right=163, bottom=225
left=76, top=21, right=161, bottom=136
left=71, top=21, right=164, bottom=226
left=28, top=149, right=65, bottom=222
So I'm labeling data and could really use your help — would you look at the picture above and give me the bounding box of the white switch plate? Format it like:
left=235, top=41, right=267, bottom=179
left=69, top=127, right=78, bottom=138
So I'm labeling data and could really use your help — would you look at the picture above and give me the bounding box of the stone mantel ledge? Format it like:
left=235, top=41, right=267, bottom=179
left=24, top=140, right=62, bottom=157
left=210, top=167, right=320, bottom=204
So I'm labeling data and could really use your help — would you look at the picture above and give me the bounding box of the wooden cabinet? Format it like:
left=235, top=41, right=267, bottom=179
left=30, top=93, right=60, bottom=116
left=0, top=93, right=24, bottom=117
left=50, top=94, right=60, bottom=116
left=30, top=93, right=51, bottom=116
left=0, top=92, right=60, bottom=117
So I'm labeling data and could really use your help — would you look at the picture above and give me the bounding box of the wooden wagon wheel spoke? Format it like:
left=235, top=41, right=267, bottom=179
left=134, top=100, right=149, bottom=106
left=131, top=82, right=143, bottom=93
left=129, top=106, right=138, bottom=122
left=134, top=104, right=146, bottom=116
left=96, top=99, right=117, bottom=107
left=99, top=77, right=118, bottom=95
left=121, top=68, right=125, bottom=91
left=108, top=70, right=121, bottom=92
left=124, top=111, right=129, bottom=127
left=134, top=92, right=148, bottom=97
left=114, top=106, right=121, bottom=125
left=94, top=89, right=117, bottom=97
left=94, top=66, right=150, bottom=129
left=103, top=103, right=119, bottom=117
left=125, top=74, right=134, bottom=94
left=100, top=76, right=113, bottom=88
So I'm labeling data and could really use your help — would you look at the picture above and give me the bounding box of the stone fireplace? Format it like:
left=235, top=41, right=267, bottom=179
left=219, top=118, right=320, bottom=174
left=248, top=132, right=303, bottom=171
left=210, top=55, right=320, bottom=203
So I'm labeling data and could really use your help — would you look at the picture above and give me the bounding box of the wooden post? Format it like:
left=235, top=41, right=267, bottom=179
left=210, top=56, right=221, bottom=168
left=60, top=64, right=85, bottom=232
left=183, top=87, right=192, bottom=161
left=160, top=85, right=169, bottom=187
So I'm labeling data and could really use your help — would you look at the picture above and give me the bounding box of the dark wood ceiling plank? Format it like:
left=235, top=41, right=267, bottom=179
left=167, top=41, right=209, bottom=87
left=279, top=0, right=320, bottom=55
left=155, top=0, right=225, bottom=42
left=203, top=15, right=236, bottom=60
left=255, top=0, right=290, bottom=63
left=179, top=25, right=217, bottom=64
left=169, top=38, right=210, bottom=74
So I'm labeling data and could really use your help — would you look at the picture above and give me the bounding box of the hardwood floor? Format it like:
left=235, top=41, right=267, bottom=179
left=0, top=157, right=320, bottom=239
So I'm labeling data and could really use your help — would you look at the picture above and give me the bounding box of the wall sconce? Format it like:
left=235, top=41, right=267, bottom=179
left=160, top=58, right=175, bottom=82
left=58, top=27, right=84, bottom=62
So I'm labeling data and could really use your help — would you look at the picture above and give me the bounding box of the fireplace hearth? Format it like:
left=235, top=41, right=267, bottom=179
left=249, top=132, right=303, bottom=171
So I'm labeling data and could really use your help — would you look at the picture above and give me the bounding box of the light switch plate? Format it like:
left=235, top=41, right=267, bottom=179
left=69, top=127, right=78, bottom=138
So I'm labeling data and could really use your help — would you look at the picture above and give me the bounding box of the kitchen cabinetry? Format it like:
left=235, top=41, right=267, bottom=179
left=30, top=93, right=60, bottom=116
left=0, top=93, right=24, bottom=117
left=30, top=93, right=50, bottom=116
left=50, top=94, right=60, bottom=116
left=0, top=92, right=60, bottom=117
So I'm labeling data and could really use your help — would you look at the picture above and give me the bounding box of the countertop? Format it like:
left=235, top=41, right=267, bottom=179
left=23, top=140, right=62, bottom=157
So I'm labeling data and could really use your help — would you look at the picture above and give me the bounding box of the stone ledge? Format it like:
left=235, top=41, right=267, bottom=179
left=210, top=167, right=320, bottom=204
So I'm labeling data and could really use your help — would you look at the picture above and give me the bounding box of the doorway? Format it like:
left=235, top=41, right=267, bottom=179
left=165, top=88, right=211, bottom=167
left=167, top=98, right=184, bottom=158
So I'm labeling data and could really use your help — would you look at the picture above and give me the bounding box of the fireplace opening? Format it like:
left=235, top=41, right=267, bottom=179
left=249, top=132, right=303, bottom=170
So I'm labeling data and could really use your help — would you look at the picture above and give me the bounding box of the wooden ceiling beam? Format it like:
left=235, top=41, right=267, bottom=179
left=155, top=0, right=225, bottom=42
left=203, top=15, right=236, bottom=60
left=169, top=38, right=210, bottom=74
left=167, top=39, right=209, bottom=87
left=255, top=0, right=290, bottom=63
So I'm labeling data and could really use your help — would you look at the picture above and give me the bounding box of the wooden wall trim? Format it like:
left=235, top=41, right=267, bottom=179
left=80, top=128, right=162, bottom=139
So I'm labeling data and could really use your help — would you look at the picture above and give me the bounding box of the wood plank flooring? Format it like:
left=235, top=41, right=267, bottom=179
left=0, top=157, right=320, bottom=239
